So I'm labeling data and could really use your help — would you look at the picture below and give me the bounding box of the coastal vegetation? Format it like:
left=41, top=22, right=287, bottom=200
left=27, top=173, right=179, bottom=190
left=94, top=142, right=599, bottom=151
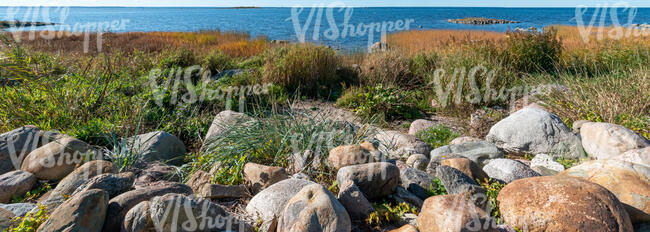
left=0, top=24, right=648, bottom=232
left=1, top=25, right=648, bottom=148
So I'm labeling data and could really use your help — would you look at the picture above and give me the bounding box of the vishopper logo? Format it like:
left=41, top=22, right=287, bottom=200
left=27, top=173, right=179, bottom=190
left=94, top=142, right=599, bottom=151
left=428, top=65, right=549, bottom=110
left=4, top=6, right=130, bottom=53
left=147, top=66, right=272, bottom=112
left=574, top=3, right=650, bottom=43
left=1, top=128, right=60, bottom=170
left=150, top=194, right=251, bottom=232
left=287, top=2, right=415, bottom=51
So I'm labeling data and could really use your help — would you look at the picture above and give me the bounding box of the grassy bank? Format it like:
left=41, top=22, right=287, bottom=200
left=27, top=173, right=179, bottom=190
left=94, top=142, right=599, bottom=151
left=1, top=25, right=648, bottom=152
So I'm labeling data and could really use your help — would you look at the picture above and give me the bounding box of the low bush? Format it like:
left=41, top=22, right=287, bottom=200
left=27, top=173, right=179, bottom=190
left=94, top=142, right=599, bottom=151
left=427, top=177, right=448, bottom=196
left=202, top=50, right=234, bottom=74
left=6, top=204, right=49, bottom=232
left=501, top=29, right=562, bottom=74
left=262, top=44, right=341, bottom=98
left=479, top=178, right=507, bottom=224
left=360, top=50, right=421, bottom=88
left=416, top=126, right=458, bottom=149
left=161, top=48, right=196, bottom=68
left=367, top=202, right=419, bottom=226
left=336, top=85, right=421, bottom=122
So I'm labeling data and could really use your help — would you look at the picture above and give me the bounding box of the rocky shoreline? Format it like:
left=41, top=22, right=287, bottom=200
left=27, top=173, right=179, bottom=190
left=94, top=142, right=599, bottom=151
left=447, top=17, right=520, bottom=25
left=0, top=103, right=648, bottom=232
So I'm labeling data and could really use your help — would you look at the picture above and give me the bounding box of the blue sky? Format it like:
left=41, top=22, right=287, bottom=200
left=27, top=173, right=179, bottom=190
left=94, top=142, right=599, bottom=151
left=4, top=0, right=650, bottom=7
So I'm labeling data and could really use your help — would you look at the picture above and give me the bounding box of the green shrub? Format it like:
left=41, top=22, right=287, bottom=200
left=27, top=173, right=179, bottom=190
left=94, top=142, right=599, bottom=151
left=202, top=51, right=233, bottom=74
left=5, top=204, right=49, bottom=232
left=367, top=202, right=419, bottom=226
left=479, top=178, right=507, bottom=224
left=161, top=48, right=197, bottom=68
left=416, top=125, right=459, bottom=149
left=503, top=30, right=562, bottom=73
left=556, top=157, right=580, bottom=169
left=336, top=85, right=421, bottom=122
left=11, top=183, right=52, bottom=204
left=427, top=177, right=448, bottom=196
left=360, top=50, right=422, bottom=88
left=262, top=44, right=341, bottom=97
left=409, top=53, right=439, bottom=76
left=502, top=29, right=562, bottom=74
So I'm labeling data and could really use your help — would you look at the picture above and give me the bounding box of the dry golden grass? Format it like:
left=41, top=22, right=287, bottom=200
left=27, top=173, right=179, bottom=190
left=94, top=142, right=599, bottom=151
left=387, top=29, right=505, bottom=55
left=388, top=25, right=650, bottom=55
left=3, top=30, right=271, bottom=57
left=549, top=25, right=650, bottom=51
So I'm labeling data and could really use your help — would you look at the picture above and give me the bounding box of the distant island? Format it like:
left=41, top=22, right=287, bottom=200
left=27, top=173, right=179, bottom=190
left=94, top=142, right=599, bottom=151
left=0, top=20, right=57, bottom=29
left=448, top=17, right=519, bottom=25
left=224, top=6, right=260, bottom=9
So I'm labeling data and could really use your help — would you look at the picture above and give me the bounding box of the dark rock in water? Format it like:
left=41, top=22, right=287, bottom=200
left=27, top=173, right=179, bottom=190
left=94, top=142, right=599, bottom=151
left=447, top=17, right=519, bottom=25
left=0, top=20, right=57, bottom=29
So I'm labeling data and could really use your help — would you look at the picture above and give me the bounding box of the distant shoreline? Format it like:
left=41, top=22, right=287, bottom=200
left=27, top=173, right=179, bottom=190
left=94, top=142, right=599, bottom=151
left=220, top=6, right=260, bottom=9
left=2, top=6, right=650, bottom=9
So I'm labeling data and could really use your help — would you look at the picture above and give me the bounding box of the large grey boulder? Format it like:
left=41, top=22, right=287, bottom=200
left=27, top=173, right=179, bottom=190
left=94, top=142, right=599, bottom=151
left=38, top=189, right=109, bottom=232
left=0, top=126, right=58, bottom=175
left=530, top=154, right=565, bottom=175
left=205, top=110, right=253, bottom=140
left=102, top=181, right=193, bottom=232
left=435, top=165, right=485, bottom=197
left=122, top=201, right=153, bottom=232
left=482, top=159, right=540, bottom=183
left=133, top=161, right=180, bottom=188
left=337, top=162, right=400, bottom=200
left=44, top=160, right=115, bottom=208
left=375, top=131, right=432, bottom=158
left=406, top=153, right=429, bottom=171
left=72, top=172, right=135, bottom=198
left=0, top=170, right=36, bottom=203
left=449, top=136, right=482, bottom=145
left=278, top=184, right=351, bottom=232
left=0, top=208, right=14, bottom=231
left=128, top=131, right=186, bottom=165
left=149, top=193, right=254, bottom=232
left=246, top=178, right=314, bottom=223
left=400, top=166, right=434, bottom=200
left=336, top=181, right=374, bottom=220
left=408, top=119, right=438, bottom=136
left=580, top=122, right=650, bottom=160
left=427, top=141, right=504, bottom=174
left=392, top=186, right=424, bottom=208
left=486, top=108, right=584, bottom=158
left=613, top=147, right=650, bottom=166
left=243, top=162, right=289, bottom=194
left=561, top=160, right=650, bottom=224
left=328, top=142, right=381, bottom=170
left=0, top=203, right=36, bottom=218
left=21, top=137, right=96, bottom=180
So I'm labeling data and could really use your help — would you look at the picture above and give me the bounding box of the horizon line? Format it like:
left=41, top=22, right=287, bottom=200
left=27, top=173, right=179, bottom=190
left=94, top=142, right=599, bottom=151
left=3, top=5, right=650, bottom=8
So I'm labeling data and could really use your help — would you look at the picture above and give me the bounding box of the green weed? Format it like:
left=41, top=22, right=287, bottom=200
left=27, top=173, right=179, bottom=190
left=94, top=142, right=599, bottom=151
left=416, top=125, right=459, bottom=149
